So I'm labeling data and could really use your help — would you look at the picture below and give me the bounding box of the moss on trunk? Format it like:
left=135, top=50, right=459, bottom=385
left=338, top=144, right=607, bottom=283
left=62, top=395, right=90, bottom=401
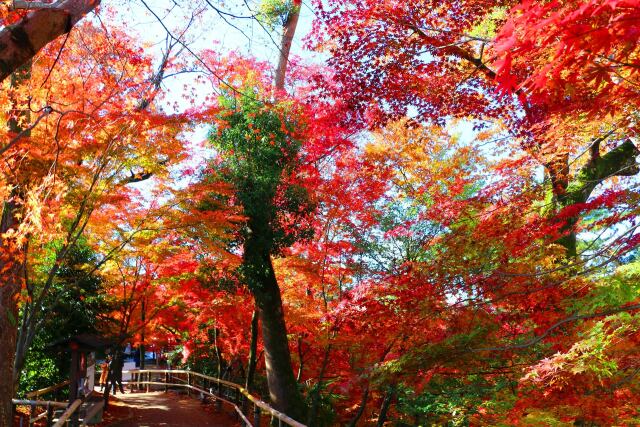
left=548, top=140, right=639, bottom=257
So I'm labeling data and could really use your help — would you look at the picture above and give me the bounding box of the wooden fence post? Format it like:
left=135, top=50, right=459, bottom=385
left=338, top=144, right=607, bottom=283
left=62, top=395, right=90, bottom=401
left=187, top=372, right=191, bottom=396
left=29, top=402, right=36, bottom=426
left=242, top=396, right=248, bottom=417
left=165, top=372, right=168, bottom=392
left=215, top=387, right=222, bottom=411
left=254, top=403, right=261, bottom=427
left=46, top=403, right=53, bottom=427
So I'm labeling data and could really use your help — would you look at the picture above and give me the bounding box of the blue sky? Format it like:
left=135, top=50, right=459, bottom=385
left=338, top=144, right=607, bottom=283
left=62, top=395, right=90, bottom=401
left=112, top=1, right=317, bottom=110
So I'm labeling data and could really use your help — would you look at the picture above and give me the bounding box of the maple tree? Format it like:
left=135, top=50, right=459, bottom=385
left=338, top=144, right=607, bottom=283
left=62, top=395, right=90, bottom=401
left=0, top=12, right=186, bottom=424
left=315, top=0, right=640, bottom=253
left=307, top=0, right=640, bottom=423
left=16, top=239, right=106, bottom=395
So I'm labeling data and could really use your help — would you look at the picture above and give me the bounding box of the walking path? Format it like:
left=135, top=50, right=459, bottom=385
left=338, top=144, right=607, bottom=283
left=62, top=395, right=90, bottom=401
left=98, top=391, right=240, bottom=427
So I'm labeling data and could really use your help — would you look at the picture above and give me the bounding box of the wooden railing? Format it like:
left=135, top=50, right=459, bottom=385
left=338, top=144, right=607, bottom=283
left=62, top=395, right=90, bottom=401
left=17, top=369, right=304, bottom=426
left=13, top=380, right=71, bottom=427
left=25, top=380, right=70, bottom=400
left=51, top=395, right=104, bottom=427
left=52, top=398, right=82, bottom=427
left=11, top=399, right=67, bottom=427
left=122, top=369, right=306, bottom=427
left=13, top=390, right=101, bottom=427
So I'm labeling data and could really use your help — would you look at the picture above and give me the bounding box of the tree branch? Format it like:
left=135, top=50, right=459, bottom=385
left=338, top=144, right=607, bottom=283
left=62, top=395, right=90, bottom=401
left=475, top=303, right=640, bottom=352
left=565, top=139, right=639, bottom=205
left=0, top=0, right=100, bottom=82
left=0, top=106, right=52, bottom=156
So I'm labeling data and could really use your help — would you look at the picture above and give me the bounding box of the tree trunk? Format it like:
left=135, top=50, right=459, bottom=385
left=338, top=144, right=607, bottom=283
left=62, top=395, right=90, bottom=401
left=563, top=140, right=639, bottom=205
left=140, top=297, right=146, bottom=370
left=213, top=327, right=223, bottom=378
left=0, top=199, right=23, bottom=427
left=296, top=335, right=304, bottom=382
left=0, top=0, right=100, bottom=82
left=274, top=3, right=301, bottom=93
left=234, top=3, right=306, bottom=419
left=244, top=236, right=306, bottom=422
left=245, top=308, right=259, bottom=392
left=307, top=344, right=331, bottom=427
left=546, top=140, right=639, bottom=257
left=376, top=388, right=395, bottom=427
left=0, top=62, right=31, bottom=427
left=346, top=386, right=369, bottom=427
left=102, top=358, right=113, bottom=409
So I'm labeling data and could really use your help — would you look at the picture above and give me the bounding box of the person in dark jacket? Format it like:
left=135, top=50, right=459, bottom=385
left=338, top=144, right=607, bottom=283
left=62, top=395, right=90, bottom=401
left=133, top=348, right=140, bottom=368
left=110, top=353, right=125, bottom=394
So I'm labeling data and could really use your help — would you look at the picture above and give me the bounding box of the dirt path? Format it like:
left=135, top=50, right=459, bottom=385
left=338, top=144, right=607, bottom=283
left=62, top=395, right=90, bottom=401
left=101, top=391, right=240, bottom=427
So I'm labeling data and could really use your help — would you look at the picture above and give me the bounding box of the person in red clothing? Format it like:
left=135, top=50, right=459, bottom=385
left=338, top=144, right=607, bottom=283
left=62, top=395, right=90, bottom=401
left=99, top=356, right=110, bottom=391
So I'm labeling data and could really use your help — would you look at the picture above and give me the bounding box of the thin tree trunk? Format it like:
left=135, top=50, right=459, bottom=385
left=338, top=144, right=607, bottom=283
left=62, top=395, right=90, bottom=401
left=140, top=296, right=146, bottom=370
left=307, top=344, right=331, bottom=427
left=274, top=2, right=301, bottom=93
left=376, top=388, right=395, bottom=427
left=245, top=308, right=259, bottom=392
left=213, top=327, right=222, bottom=377
left=296, top=336, right=304, bottom=382
left=346, top=386, right=369, bottom=427
left=102, top=356, right=113, bottom=408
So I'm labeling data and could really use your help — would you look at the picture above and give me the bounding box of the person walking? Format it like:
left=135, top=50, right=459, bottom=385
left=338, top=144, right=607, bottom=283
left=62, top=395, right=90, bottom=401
left=110, top=353, right=125, bottom=394
left=99, top=356, right=110, bottom=391
left=133, top=347, right=140, bottom=368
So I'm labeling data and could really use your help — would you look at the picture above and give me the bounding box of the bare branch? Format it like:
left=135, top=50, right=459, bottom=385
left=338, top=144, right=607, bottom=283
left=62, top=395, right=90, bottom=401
left=0, top=106, right=53, bottom=157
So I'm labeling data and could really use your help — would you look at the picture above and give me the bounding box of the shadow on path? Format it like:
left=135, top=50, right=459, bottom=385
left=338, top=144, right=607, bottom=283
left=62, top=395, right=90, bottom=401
left=101, top=391, right=240, bottom=427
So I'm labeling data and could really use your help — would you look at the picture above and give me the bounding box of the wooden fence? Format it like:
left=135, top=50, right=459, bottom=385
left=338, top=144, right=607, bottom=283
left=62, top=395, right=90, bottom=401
left=123, top=369, right=306, bottom=427
left=11, top=394, right=101, bottom=427
left=15, top=368, right=306, bottom=427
